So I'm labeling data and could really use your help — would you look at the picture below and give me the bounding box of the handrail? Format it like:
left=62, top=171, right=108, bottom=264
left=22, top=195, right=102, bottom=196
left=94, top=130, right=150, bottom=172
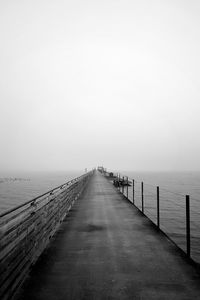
left=102, top=168, right=200, bottom=265
left=0, top=170, right=94, bottom=300
left=0, top=173, right=86, bottom=218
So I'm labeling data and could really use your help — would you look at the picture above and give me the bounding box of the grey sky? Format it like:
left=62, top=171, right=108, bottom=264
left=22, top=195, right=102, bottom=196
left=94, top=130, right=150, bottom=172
left=0, top=0, right=200, bottom=172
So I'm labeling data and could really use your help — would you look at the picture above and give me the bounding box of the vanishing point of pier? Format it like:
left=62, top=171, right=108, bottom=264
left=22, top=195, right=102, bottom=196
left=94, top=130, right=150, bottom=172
left=1, top=170, right=200, bottom=299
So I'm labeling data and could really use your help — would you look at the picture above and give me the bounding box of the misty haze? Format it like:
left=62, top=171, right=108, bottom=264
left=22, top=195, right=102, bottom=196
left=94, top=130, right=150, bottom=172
left=1, top=1, right=200, bottom=300
left=1, top=1, right=200, bottom=172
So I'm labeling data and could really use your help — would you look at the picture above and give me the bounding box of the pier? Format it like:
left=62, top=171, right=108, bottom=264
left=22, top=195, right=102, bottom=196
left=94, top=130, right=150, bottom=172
left=1, top=170, right=200, bottom=299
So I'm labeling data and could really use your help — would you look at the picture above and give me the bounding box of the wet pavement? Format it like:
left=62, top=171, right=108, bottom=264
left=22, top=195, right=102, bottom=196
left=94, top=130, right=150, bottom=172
left=16, top=171, right=200, bottom=299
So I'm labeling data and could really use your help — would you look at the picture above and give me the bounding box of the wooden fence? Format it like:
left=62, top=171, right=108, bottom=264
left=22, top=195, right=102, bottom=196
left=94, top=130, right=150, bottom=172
left=0, top=171, right=93, bottom=300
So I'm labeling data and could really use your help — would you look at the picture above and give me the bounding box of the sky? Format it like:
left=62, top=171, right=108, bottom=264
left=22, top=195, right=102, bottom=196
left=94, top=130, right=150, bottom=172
left=0, top=0, right=200, bottom=172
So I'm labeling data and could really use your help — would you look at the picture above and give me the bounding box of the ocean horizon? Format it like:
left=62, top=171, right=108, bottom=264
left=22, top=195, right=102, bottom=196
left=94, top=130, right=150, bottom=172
left=0, top=170, right=199, bottom=262
left=1, top=170, right=200, bottom=210
left=0, top=170, right=83, bottom=212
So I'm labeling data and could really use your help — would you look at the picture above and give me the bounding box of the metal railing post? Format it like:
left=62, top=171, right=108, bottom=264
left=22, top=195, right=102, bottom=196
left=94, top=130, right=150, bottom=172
left=157, top=186, right=160, bottom=228
left=186, top=195, right=191, bottom=258
left=126, top=177, right=129, bottom=198
left=132, top=179, right=135, bottom=205
left=141, top=182, right=144, bottom=213
left=117, top=173, right=119, bottom=190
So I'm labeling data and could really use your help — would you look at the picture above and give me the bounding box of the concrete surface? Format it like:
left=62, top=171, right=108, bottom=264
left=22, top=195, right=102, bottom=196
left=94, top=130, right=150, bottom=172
left=16, top=171, right=200, bottom=300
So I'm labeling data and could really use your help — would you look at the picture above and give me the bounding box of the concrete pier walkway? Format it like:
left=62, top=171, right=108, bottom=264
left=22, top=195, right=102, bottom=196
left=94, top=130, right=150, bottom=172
left=17, top=171, right=200, bottom=300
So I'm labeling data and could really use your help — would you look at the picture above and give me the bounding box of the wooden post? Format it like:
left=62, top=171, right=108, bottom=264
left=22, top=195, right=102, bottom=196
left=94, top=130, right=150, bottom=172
left=122, top=177, right=124, bottom=194
left=157, top=186, right=160, bottom=228
left=132, top=179, right=135, bottom=205
left=186, top=195, right=191, bottom=258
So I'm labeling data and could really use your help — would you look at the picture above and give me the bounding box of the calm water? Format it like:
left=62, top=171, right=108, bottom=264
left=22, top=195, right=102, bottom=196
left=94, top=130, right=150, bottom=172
left=117, top=171, right=200, bottom=263
left=0, top=171, right=82, bottom=212
left=0, top=170, right=200, bottom=262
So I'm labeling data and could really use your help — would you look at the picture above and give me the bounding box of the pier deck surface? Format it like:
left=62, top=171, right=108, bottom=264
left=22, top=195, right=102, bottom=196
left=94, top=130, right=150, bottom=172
left=17, top=171, right=200, bottom=300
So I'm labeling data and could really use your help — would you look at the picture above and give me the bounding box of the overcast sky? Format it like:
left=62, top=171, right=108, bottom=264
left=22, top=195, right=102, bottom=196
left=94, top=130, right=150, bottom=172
left=0, top=0, right=200, bottom=172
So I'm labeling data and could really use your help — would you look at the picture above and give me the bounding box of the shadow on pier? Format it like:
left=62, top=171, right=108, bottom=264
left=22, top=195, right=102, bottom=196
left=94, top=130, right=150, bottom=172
left=12, top=171, right=200, bottom=300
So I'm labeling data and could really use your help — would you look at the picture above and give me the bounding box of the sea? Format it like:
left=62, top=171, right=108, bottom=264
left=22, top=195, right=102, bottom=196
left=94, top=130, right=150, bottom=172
left=0, top=171, right=82, bottom=212
left=0, top=170, right=199, bottom=263
left=117, top=171, right=200, bottom=263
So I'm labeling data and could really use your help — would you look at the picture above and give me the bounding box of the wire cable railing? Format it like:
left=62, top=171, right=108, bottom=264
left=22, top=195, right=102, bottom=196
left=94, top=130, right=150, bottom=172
left=102, top=169, right=200, bottom=265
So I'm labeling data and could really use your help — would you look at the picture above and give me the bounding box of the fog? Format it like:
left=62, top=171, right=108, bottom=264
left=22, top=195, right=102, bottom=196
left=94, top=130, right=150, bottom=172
left=1, top=0, right=200, bottom=172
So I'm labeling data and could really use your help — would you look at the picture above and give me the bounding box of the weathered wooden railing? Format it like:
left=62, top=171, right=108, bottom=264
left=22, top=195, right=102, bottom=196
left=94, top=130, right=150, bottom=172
left=0, top=171, right=93, bottom=300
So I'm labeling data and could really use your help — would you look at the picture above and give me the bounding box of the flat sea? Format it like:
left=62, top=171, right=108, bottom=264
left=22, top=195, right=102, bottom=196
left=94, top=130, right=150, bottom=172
left=0, top=171, right=82, bottom=212
left=0, top=170, right=199, bottom=263
left=117, top=171, right=200, bottom=263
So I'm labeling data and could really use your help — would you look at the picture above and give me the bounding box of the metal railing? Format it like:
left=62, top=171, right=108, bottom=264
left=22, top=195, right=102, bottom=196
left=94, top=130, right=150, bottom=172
left=0, top=170, right=94, bottom=300
left=104, top=171, right=200, bottom=265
